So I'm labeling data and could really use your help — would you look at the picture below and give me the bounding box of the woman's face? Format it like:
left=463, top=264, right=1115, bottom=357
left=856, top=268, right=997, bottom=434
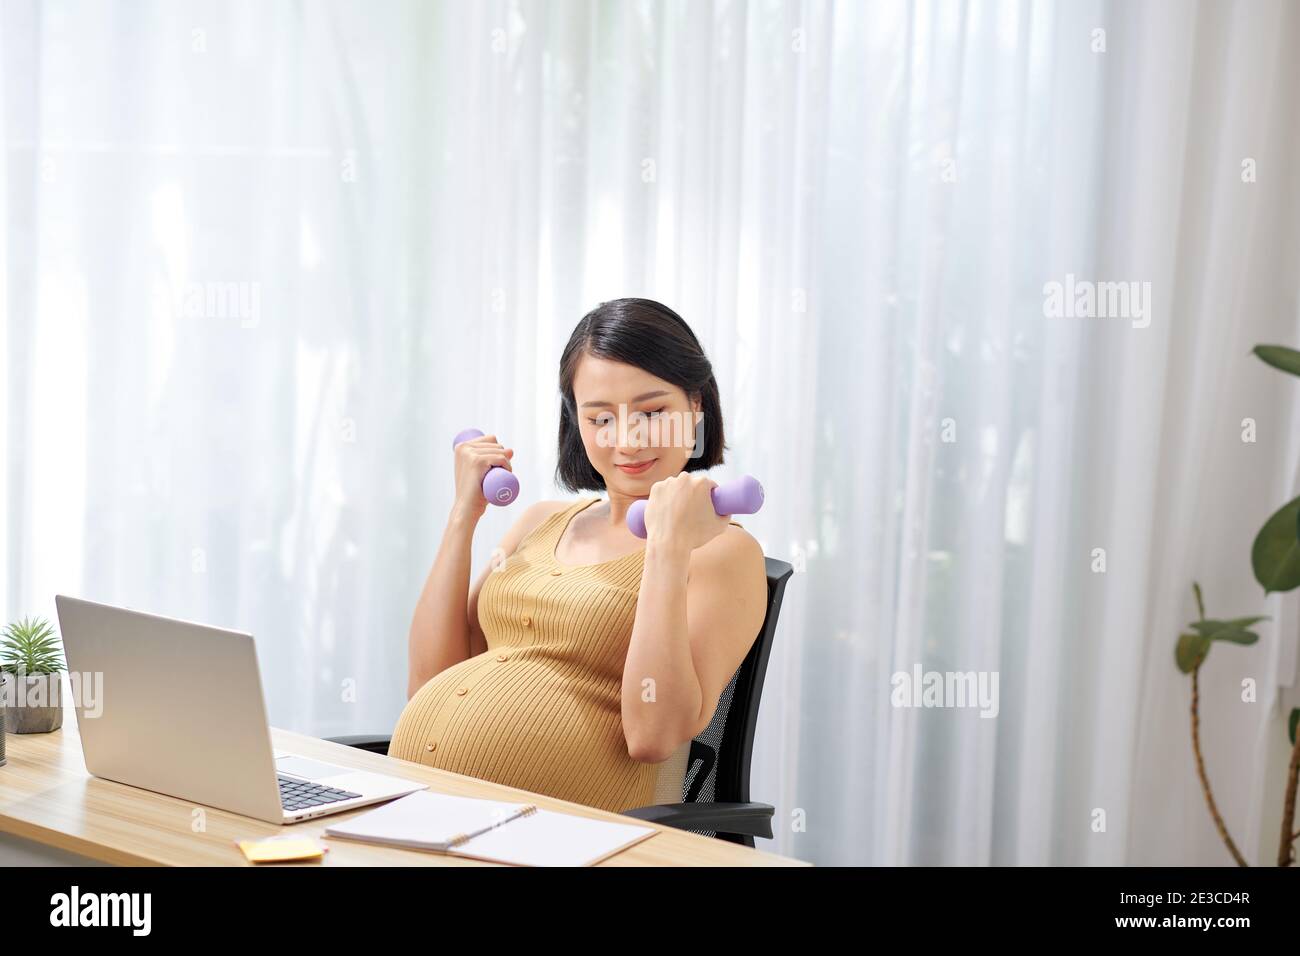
left=571, top=353, right=702, bottom=497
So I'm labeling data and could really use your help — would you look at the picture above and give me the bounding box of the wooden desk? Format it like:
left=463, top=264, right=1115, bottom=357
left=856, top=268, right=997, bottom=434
left=0, top=705, right=808, bottom=867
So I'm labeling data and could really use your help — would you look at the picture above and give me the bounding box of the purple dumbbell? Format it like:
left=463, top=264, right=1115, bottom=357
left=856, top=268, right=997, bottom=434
left=626, top=475, right=765, bottom=538
left=453, top=428, right=519, bottom=506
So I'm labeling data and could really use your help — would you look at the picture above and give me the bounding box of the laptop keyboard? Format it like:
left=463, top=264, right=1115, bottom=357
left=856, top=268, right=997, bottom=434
left=278, top=774, right=363, bottom=811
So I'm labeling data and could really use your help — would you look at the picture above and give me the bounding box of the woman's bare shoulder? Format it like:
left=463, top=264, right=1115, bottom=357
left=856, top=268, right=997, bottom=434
left=518, top=498, right=574, bottom=526
left=687, top=524, right=767, bottom=620
left=506, top=498, right=578, bottom=539
left=693, top=523, right=765, bottom=570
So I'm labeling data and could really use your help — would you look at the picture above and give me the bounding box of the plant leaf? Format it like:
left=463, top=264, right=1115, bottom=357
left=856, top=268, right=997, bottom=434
left=1253, top=345, right=1300, bottom=377
left=1176, top=632, right=1212, bottom=673
left=1252, top=495, right=1300, bottom=593
left=1190, top=616, right=1268, bottom=638
left=1290, top=708, right=1299, bottom=746
left=1222, top=615, right=1269, bottom=628
left=1211, top=629, right=1259, bottom=646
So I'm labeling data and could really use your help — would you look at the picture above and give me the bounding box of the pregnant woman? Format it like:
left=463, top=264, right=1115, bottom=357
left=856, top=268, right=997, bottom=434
left=388, top=298, right=768, bottom=813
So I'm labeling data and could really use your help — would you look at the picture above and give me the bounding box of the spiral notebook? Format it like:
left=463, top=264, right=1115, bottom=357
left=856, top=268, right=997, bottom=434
left=321, top=790, right=656, bottom=866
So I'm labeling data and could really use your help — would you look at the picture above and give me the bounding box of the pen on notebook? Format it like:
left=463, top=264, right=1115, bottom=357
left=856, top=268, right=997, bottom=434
left=446, top=804, right=538, bottom=847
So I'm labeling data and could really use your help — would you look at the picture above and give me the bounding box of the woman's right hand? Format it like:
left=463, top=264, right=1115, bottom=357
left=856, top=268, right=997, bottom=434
left=451, top=433, right=514, bottom=522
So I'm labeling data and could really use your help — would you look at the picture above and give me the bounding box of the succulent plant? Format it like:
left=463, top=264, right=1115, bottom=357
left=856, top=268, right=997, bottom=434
left=1, top=616, right=66, bottom=676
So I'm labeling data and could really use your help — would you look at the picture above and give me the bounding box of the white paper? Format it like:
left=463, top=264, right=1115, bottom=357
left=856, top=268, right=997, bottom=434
left=323, top=790, right=656, bottom=865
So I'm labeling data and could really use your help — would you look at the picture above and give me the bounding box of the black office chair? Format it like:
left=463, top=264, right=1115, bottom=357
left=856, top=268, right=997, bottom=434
left=328, top=556, right=794, bottom=848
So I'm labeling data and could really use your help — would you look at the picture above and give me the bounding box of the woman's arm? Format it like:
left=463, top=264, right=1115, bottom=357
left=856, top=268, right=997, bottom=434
left=406, top=506, right=477, bottom=699
left=407, top=498, right=566, bottom=699
left=406, top=430, right=515, bottom=700
left=620, top=474, right=768, bottom=762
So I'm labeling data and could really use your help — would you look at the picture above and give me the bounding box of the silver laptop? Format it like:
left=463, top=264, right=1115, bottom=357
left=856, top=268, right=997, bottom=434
left=55, top=595, right=427, bottom=825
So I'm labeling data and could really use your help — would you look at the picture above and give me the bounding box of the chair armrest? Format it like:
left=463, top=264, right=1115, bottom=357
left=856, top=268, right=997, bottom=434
left=326, top=734, right=393, bottom=755
left=620, top=801, right=774, bottom=840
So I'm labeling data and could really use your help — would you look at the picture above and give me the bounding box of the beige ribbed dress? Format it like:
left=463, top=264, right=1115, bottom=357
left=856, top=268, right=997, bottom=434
left=390, top=496, right=742, bottom=812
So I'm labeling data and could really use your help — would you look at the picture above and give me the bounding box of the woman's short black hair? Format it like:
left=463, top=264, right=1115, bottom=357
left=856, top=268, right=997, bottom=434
left=556, top=297, right=727, bottom=492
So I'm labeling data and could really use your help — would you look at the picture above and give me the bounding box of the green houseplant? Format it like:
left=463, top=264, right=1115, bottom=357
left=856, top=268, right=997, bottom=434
left=0, top=616, right=67, bottom=734
left=1176, top=344, right=1300, bottom=867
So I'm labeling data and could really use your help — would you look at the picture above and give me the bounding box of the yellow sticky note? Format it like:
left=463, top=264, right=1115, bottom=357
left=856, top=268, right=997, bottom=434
left=237, top=836, right=327, bottom=864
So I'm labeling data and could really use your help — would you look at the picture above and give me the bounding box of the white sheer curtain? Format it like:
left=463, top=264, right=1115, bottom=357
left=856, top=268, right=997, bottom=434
left=4, top=0, right=1299, bottom=866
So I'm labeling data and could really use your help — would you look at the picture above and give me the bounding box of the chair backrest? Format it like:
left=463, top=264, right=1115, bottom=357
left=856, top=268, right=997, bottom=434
left=674, top=556, right=793, bottom=841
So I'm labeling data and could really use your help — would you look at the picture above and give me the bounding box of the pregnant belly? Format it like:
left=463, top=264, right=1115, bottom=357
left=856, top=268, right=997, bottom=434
left=388, top=652, right=656, bottom=810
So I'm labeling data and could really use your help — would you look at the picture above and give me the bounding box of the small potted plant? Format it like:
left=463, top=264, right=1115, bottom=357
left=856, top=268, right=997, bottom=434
left=1, top=616, right=67, bottom=734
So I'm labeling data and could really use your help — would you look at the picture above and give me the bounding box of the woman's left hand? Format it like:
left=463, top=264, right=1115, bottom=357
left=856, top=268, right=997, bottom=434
left=643, top=473, right=730, bottom=552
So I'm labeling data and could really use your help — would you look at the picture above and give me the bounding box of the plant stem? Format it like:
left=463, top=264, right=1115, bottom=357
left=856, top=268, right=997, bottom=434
left=1190, top=665, right=1248, bottom=868
left=1277, top=730, right=1300, bottom=866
